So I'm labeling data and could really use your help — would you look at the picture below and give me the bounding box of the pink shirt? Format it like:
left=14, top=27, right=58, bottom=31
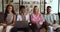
left=30, top=13, right=44, bottom=25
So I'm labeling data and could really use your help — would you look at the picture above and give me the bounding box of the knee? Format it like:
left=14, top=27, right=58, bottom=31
left=49, top=26, right=53, bottom=29
left=6, top=26, right=13, bottom=30
left=0, top=26, right=3, bottom=29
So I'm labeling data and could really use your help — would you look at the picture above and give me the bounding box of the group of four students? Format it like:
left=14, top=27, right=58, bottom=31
left=0, top=5, right=59, bottom=32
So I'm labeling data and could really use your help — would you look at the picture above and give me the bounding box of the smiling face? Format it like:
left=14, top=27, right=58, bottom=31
left=47, top=6, right=51, bottom=14
left=33, top=6, right=38, bottom=13
left=21, top=8, right=26, bottom=13
left=47, top=8, right=51, bottom=14
left=19, top=6, right=26, bottom=14
left=7, top=6, right=13, bottom=13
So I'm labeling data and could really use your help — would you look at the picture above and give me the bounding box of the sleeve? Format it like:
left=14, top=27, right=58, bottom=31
left=27, top=14, right=30, bottom=23
left=39, top=14, right=45, bottom=25
left=40, top=14, right=45, bottom=22
left=56, top=15, right=59, bottom=22
left=44, top=14, right=47, bottom=22
left=17, top=15, right=20, bottom=21
left=42, top=15, right=45, bottom=22
left=30, top=14, right=37, bottom=23
left=53, top=14, right=56, bottom=21
left=30, top=15, right=36, bottom=22
left=54, top=14, right=59, bottom=23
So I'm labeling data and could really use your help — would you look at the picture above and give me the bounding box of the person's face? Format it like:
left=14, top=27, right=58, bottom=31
left=47, top=8, right=51, bottom=13
left=34, top=7, right=38, bottom=13
left=8, top=6, right=12, bottom=13
left=21, top=8, right=26, bottom=13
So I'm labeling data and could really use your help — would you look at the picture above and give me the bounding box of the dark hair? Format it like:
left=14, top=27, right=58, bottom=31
left=33, top=6, right=38, bottom=12
left=47, top=6, right=51, bottom=9
left=19, top=5, right=25, bottom=14
left=34, top=6, right=37, bottom=8
left=19, top=5, right=25, bottom=11
left=53, top=20, right=57, bottom=24
left=4, top=5, right=15, bottom=20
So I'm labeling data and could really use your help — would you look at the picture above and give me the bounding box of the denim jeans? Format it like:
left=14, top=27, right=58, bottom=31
left=48, top=26, right=54, bottom=32
left=11, top=27, right=30, bottom=32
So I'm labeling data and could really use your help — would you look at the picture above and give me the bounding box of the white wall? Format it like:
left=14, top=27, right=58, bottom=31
left=51, top=0, right=58, bottom=13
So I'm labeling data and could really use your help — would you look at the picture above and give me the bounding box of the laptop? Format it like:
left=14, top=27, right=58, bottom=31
left=15, top=21, right=29, bottom=28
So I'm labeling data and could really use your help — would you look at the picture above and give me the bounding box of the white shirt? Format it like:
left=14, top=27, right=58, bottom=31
left=17, top=14, right=30, bottom=22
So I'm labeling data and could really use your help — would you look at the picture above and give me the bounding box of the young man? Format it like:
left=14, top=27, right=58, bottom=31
left=44, top=6, right=59, bottom=32
left=11, top=5, right=30, bottom=32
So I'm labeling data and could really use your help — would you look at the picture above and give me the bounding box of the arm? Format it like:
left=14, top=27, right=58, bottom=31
left=53, top=14, right=59, bottom=23
left=30, top=14, right=37, bottom=24
left=10, top=14, right=16, bottom=26
left=17, top=15, right=20, bottom=21
left=39, top=14, right=45, bottom=25
left=27, top=14, right=30, bottom=23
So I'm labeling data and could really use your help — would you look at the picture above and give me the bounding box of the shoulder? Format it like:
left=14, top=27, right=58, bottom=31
left=39, top=13, right=43, bottom=16
left=17, top=14, right=21, bottom=17
left=26, top=14, right=29, bottom=16
left=30, top=13, right=34, bottom=16
left=13, top=14, right=16, bottom=18
left=40, top=13, right=43, bottom=15
left=49, top=14, right=55, bottom=16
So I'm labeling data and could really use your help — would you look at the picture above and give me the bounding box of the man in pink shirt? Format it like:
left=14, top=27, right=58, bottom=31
left=30, top=6, right=44, bottom=32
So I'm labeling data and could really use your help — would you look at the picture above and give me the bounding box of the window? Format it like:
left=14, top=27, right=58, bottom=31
left=0, top=0, right=2, bottom=12
left=45, top=0, right=58, bottom=14
left=3, top=0, right=19, bottom=14
left=19, top=0, right=44, bottom=14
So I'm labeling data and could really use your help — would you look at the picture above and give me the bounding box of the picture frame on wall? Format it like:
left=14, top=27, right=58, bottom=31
left=26, top=1, right=30, bottom=4
left=10, top=0, right=13, bottom=2
left=5, top=0, right=13, bottom=4
left=3, top=0, right=19, bottom=14
left=5, top=0, right=8, bottom=4
left=19, top=0, right=44, bottom=14
left=30, top=5, right=33, bottom=8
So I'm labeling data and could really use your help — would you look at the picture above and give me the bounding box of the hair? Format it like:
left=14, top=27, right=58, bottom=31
left=4, top=5, right=15, bottom=20
left=34, top=6, right=37, bottom=8
left=19, top=5, right=25, bottom=11
left=33, top=6, right=38, bottom=12
left=53, top=20, right=57, bottom=24
left=19, top=5, right=25, bottom=14
left=47, top=6, right=51, bottom=9
left=47, top=6, right=51, bottom=13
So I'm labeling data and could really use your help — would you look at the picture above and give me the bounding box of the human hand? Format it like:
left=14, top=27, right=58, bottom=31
left=2, top=23, right=7, bottom=27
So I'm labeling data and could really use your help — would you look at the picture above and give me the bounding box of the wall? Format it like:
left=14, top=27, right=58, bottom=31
left=0, top=0, right=2, bottom=12
left=13, top=0, right=40, bottom=2
left=45, top=0, right=58, bottom=14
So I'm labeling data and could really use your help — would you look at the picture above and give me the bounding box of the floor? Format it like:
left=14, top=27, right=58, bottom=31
left=18, top=28, right=52, bottom=32
left=18, top=28, right=56, bottom=32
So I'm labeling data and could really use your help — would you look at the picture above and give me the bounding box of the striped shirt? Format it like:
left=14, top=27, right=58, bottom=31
left=44, top=14, right=59, bottom=25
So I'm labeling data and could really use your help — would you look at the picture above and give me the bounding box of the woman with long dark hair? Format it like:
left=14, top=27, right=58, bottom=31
left=3, top=5, right=16, bottom=32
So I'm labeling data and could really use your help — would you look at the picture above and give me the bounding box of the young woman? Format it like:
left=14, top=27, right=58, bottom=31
left=30, top=6, right=44, bottom=32
left=3, top=5, right=16, bottom=32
